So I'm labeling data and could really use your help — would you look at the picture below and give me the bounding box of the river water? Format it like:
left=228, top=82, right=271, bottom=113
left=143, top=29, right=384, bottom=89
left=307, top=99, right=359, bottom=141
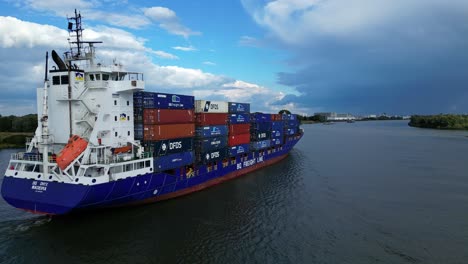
left=0, top=120, right=467, bottom=264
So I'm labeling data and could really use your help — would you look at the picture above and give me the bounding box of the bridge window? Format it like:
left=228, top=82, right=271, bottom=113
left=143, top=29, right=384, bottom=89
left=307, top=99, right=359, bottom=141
left=61, top=75, right=69, bottom=85
left=103, top=74, right=110, bottom=81
left=95, top=74, right=101, bottom=81
left=89, top=74, right=95, bottom=81
left=52, top=76, right=60, bottom=85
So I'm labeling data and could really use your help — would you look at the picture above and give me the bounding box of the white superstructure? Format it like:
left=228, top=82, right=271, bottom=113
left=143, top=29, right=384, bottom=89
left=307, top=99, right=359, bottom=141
left=5, top=10, right=153, bottom=186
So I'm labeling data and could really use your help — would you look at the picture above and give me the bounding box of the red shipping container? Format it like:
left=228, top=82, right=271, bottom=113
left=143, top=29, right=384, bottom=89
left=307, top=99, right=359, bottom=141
left=144, top=124, right=195, bottom=140
left=196, top=113, right=228, bottom=125
left=271, top=114, right=282, bottom=121
left=229, top=124, right=250, bottom=135
left=228, top=133, right=250, bottom=146
left=143, top=109, right=194, bottom=124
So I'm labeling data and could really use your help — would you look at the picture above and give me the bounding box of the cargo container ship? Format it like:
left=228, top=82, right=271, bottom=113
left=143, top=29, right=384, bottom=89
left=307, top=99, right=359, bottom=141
left=1, top=11, right=303, bottom=215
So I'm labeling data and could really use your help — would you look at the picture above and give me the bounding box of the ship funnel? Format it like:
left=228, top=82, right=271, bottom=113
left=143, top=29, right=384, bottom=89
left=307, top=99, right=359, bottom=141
left=52, top=50, right=67, bottom=70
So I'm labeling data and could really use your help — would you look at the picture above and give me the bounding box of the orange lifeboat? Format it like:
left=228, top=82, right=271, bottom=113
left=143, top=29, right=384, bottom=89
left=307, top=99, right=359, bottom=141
left=56, top=135, right=88, bottom=170
left=112, top=145, right=132, bottom=155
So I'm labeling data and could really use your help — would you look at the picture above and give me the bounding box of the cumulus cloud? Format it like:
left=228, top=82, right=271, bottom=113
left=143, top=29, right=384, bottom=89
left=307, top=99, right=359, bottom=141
left=192, top=80, right=287, bottom=113
left=0, top=16, right=301, bottom=115
left=17, top=0, right=150, bottom=29
left=172, top=46, right=197, bottom=52
left=0, top=16, right=68, bottom=48
left=150, top=50, right=179, bottom=60
left=242, top=0, right=468, bottom=114
left=144, top=7, right=200, bottom=38
left=238, top=36, right=261, bottom=47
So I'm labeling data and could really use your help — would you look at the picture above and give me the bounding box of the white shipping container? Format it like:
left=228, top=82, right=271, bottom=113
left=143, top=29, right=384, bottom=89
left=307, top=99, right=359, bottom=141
left=195, top=100, right=229, bottom=113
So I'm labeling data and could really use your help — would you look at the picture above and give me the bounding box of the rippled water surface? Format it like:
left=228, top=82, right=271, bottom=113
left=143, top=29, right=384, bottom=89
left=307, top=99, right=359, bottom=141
left=1, top=121, right=468, bottom=264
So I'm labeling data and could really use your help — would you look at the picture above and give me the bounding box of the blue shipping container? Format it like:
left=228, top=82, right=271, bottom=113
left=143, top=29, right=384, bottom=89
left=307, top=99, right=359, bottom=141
left=285, top=127, right=297, bottom=135
left=228, top=113, right=251, bottom=124
left=133, top=92, right=143, bottom=107
left=228, top=102, right=250, bottom=113
left=251, top=113, right=272, bottom=123
left=141, top=92, right=194, bottom=109
left=134, top=108, right=144, bottom=122
left=251, top=140, right=271, bottom=150
left=251, top=122, right=271, bottom=132
left=285, top=119, right=299, bottom=128
left=228, top=144, right=250, bottom=157
left=271, top=137, right=284, bottom=146
left=271, top=130, right=283, bottom=138
left=271, top=121, right=284, bottom=130
left=196, top=125, right=228, bottom=138
left=196, top=136, right=228, bottom=152
left=251, top=131, right=271, bottom=141
left=145, top=137, right=194, bottom=157
left=282, top=114, right=297, bottom=121
left=134, top=123, right=143, bottom=140
left=154, top=151, right=194, bottom=171
left=197, top=148, right=228, bottom=164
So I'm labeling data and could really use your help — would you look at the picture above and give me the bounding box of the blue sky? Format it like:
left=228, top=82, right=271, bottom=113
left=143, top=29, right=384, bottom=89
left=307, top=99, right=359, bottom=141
left=1, top=0, right=468, bottom=116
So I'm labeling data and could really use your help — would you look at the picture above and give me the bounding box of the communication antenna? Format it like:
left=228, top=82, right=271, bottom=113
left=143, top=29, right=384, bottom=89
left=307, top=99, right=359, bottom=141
left=65, top=9, right=102, bottom=62
left=64, top=10, right=102, bottom=137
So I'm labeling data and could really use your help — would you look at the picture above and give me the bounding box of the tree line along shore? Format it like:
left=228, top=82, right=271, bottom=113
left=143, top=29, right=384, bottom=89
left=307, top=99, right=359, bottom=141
left=409, top=115, right=468, bottom=130
left=0, top=114, right=36, bottom=149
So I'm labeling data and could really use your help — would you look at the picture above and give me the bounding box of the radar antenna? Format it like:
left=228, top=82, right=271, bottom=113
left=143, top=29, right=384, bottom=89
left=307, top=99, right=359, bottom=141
left=65, top=9, right=102, bottom=63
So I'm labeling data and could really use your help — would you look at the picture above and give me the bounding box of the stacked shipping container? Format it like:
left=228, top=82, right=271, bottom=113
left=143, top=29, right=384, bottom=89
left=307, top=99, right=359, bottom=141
left=134, top=93, right=301, bottom=170
left=250, top=113, right=272, bottom=150
left=271, top=114, right=285, bottom=147
left=282, top=113, right=300, bottom=137
left=227, top=102, right=251, bottom=157
left=194, top=100, right=229, bottom=164
left=134, top=92, right=196, bottom=171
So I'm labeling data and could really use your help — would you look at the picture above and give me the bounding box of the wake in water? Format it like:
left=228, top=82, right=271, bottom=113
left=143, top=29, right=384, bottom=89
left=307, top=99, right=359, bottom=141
left=14, top=216, right=52, bottom=232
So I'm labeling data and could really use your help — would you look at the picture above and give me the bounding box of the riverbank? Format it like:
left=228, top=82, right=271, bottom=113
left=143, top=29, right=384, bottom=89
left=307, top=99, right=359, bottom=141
left=0, top=132, right=32, bottom=149
left=408, top=114, right=468, bottom=130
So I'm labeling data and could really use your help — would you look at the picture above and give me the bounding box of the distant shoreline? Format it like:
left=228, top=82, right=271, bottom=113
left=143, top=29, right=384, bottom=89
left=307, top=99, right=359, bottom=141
left=300, top=119, right=406, bottom=125
left=408, top=115, right=468, bottom=130
left=0, top=132, right=32, bottom=150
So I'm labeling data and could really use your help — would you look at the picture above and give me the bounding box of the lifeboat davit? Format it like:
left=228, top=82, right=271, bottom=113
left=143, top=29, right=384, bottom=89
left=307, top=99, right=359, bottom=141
left=56, top=135, right=88, bottom=170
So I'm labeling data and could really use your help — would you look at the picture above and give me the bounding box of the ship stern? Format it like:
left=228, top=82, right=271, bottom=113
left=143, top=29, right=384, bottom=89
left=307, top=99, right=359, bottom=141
left=1, top=176, right=88, bottom=215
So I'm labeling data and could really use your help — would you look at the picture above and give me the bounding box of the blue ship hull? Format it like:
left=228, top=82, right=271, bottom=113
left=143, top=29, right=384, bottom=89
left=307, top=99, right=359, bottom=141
left=2, top=135, right=302, bottom=215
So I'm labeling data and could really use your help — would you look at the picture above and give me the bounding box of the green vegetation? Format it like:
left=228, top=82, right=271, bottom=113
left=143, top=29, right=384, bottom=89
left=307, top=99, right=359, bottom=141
left=0, top=114, right=37, bottom=149
left=409, top=115, right=468, bottom=130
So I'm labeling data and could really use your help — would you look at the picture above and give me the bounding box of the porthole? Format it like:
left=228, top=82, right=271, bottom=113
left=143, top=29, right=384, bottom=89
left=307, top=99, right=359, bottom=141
left=75, top=178, right=79, bottom=182
left=92, top=179, right=96, bottom=183
left=49, top=176, right=53, bottom=180
left=37, top=174, right=41, bottom=178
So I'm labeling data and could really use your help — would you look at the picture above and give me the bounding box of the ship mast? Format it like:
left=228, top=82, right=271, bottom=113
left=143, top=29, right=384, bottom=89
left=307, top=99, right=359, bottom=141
left=41, top=52, right=50, bottom=175
left=64, top=9, right=102, bottom=137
